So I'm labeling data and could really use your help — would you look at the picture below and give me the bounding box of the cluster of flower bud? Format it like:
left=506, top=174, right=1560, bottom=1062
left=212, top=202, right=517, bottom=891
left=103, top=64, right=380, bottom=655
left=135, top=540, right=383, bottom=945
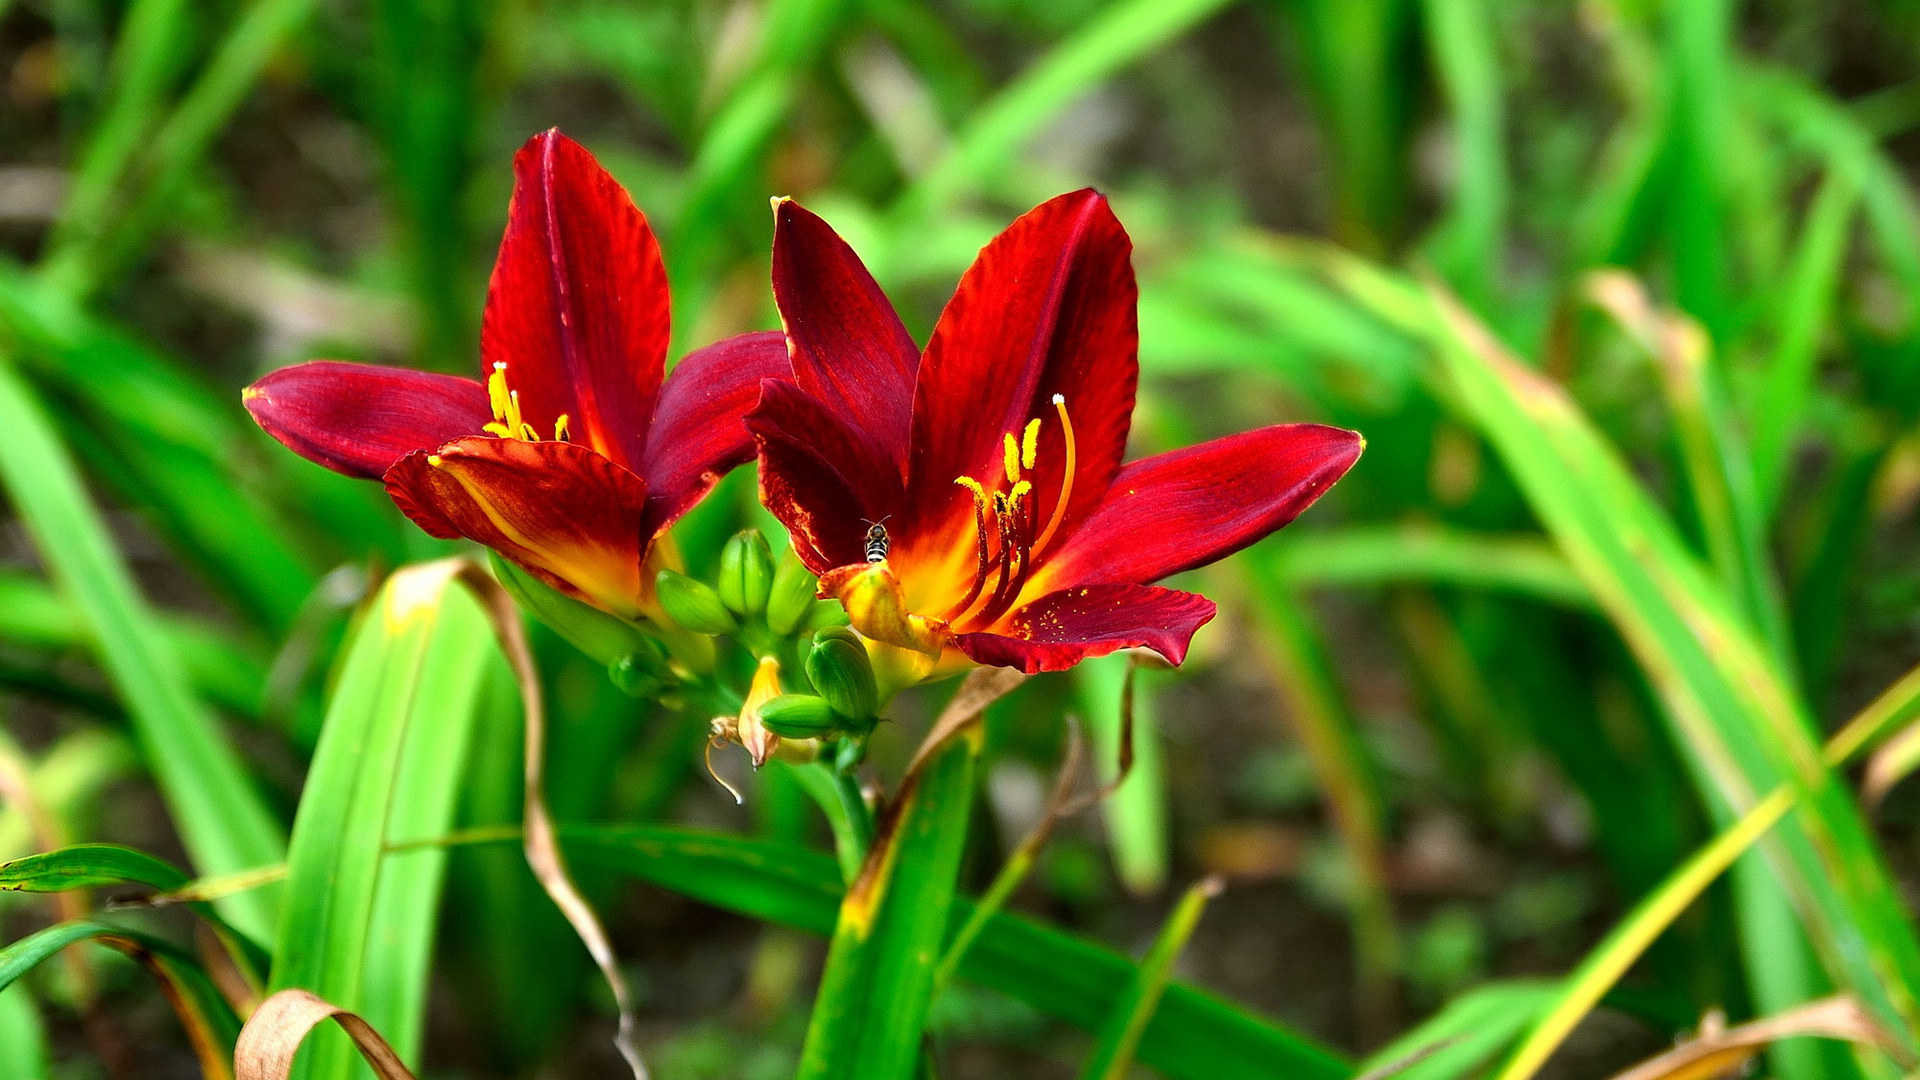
left=494, top=528, right=892, bottom=776
left=653, top=531, right=843, bottom=643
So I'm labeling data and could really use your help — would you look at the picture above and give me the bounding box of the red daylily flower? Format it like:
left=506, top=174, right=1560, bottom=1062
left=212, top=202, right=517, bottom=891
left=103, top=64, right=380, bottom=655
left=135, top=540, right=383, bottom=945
left=244, top=129, right=788, bottom=619
left=747, top=190, right=1363, bottom=676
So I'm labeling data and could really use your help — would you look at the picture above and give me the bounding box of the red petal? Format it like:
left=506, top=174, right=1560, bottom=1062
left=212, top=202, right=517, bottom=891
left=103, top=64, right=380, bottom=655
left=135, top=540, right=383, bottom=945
left=641, top=330, right=791, bottom=538
left=383, top=436, right=651, bottom=618
left=950, top=584, right=1215, bottom=674
left=243, top=361, right=489, bottom=479
left=905, top=190, right=1137, bottom=546
left=747, top=378, right=906, bottom=574
left=771, top=198, right=917, bottom=461
left=481, top=129, right=668, bottom=470
left=1038, top=424, right=1362, bottom=589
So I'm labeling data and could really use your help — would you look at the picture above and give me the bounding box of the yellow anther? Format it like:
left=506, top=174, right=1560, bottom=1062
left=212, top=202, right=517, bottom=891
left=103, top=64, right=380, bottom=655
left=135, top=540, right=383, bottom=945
left=1021, top=418, right=1041, bottom=471
left=1032, top=394, right=1076, bottom=555
left=954, top=475, right=992, bottom=510
left=1009, top=479, right=1032, bottom=503
left=487, top=362, right=511, bottom=418
left=1002, top=433, right=1021, bottom=483
left=484, top=365, right=567, bottom=442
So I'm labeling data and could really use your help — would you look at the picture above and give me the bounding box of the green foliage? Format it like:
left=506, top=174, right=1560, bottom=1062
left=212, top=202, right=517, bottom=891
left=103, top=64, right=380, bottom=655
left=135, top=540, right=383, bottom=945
left=4, top=0, right=1920, bottom=1076
left=269, top=566, right=496, bottom=1079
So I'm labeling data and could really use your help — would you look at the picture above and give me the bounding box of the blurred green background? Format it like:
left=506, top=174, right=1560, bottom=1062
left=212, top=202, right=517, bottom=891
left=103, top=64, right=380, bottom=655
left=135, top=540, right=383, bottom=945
left=3, top=0, right=1920, bottom=1076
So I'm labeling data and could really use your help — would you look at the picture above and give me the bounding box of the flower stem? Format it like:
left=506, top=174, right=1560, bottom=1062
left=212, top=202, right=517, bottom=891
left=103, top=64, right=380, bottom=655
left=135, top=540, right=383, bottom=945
left=780, top=759, right=874, bottom=883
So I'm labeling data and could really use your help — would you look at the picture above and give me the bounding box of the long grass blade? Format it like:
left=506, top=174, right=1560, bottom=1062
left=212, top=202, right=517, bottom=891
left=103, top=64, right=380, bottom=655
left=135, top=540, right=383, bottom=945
left=1267, top=525, right=1590, bottom=607
left=1078, top=875, right=1223, bottom=1080
left=1354, top=980, right=1556, bottom=1080
left=0, top=980, right=48, bottom=1078
left=1419, top=282, right=1920, bottom=1055
left=39, top=0, right=318, bottom=297
left=1420, top=0, right=1506, bottom=304
left=896, top=0, right=1234, bottom=218
left=797, top=725, right=983, bottom=1079
left=0, top=358, right=284, bottom=939
left=269, top=560, right=492, bottom=1080
left=1751, top=172, right=1860, bottom=515
left=0, top=919, right=241, bottom=1077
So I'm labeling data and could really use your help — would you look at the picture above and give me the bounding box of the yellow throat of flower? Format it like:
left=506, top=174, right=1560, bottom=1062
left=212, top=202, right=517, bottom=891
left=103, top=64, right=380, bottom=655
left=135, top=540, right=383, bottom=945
left=947, top=393, right=1076, bottom=625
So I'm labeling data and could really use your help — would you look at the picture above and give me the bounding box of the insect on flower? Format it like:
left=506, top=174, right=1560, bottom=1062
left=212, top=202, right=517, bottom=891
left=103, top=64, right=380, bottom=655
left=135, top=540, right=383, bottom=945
left=747, top=190, right=1363, bottom=678
left=241, top=130, right=789, bottom=621
left=862, top=517, right=892, bottom=563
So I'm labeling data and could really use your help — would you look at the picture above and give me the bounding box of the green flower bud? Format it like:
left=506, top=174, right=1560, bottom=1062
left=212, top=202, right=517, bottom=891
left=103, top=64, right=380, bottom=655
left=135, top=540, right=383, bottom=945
left=757, top=693, right=839, bottom=738
left=491, top=553, right=656, bottom=665
left=812, top=624, right=862, bottom=649
left=716, top=530, right=774, bottom=617
left=654, top=569, right=736, bottom=635
left=765, top=552, right=820, bottom=636
left=801, top=601, right=851, bottom=632
left=806, top=634, right=878, bottom=721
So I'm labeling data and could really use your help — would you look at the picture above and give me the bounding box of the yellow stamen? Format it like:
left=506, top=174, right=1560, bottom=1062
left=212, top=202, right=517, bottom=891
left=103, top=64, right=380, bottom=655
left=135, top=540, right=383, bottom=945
left=1002, top=433, right=1021, bottom=483
left=487, top=362, right=511, bottom=418
left=484, top=363, right=567, bottom=442
left=1031, top=394, right=1075, bottom=555
left=1008, top=479, right=1032, bottom=503
left=1021, top=418, right=1041, bottom=471
left=954, top=474, right=991, bottom=508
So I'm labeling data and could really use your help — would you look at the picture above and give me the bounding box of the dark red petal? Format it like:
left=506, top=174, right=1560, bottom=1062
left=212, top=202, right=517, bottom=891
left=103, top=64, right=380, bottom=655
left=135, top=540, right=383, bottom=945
left=383, top=436, right=651, bottom=618
left=1038, top=424, right=1363, bottom=589
left=481, top=129, right=668, bottom=470
left=905, top=190, right=1137, bottom=544
left=771, top=198, right=917, bottom=461
left=747, top=378, right=906, bottom=574
left=641, top=330, right=791, bottom=539
left=243, top=361, right=489, bottom=479
left=950, top=584, right=1216, bottom=674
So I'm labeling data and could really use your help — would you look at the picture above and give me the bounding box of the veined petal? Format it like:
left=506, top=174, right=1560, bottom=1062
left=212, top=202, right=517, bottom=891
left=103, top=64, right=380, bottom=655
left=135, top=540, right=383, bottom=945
left=642, top=330, right=791, bottom=539
left=950, top=584, right=1215, bottom=674
left=243, top=361, right=489, bottom=479
left=481, top=129, right=668, bottom=469
left=771, top=198, right=917, bottom=462
left=906, top=190, right=1137, bottom=545
left=748, top=379, right=906, bottom=574
left=1038, top=424, right=1362, bottom=589
left=383, top=436, right=651, bottom=618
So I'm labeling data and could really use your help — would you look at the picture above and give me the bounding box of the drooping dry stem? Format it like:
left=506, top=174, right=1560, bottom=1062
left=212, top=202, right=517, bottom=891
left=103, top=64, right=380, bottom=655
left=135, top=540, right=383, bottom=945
left=234, top=988, right=414, bottom=1080
left=456, top=562, right=648, bottom=1080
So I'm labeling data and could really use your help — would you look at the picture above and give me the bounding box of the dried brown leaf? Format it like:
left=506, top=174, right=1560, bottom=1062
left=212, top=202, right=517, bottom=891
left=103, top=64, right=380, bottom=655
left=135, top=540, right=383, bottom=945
left=233, top=988, right=413, bottom=1080
left=1607, top=995, right=1910, bottom=1080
